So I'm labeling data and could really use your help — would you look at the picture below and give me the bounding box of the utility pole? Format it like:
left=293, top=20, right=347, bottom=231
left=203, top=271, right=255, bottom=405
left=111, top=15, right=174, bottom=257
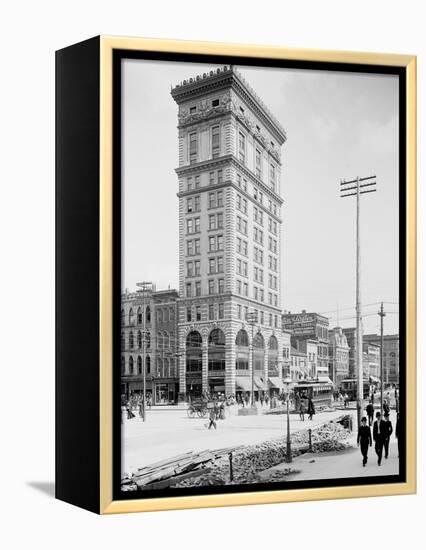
left=378, top=301, right=386, bottom=415
left=340, top=175, right=377, bottom=428
left=136, top=281, right=153, bottom=421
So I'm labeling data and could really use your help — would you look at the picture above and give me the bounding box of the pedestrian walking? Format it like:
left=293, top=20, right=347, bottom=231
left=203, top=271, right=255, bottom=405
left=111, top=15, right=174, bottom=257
left=382, top=412, right=393, bottom=459
left=366, top=401, right=375, bottom=426
left=307, top=397, right=315, bottom=420
left=138, top=397, right=144, bottom=418
left=395, top=412, right=401, bottom=458
left=299, top=399, right=305, bottom=421
left=207, top=404, right=217, bottom=430
left=260, top=394, right=264, bottom=407
left=373, top=411, right=385, bottom=466
left=343, top=393, right=349, bottom=408
left=357, top=416, right=372, bottom=466
left=383, top=399, right=390, bottom=417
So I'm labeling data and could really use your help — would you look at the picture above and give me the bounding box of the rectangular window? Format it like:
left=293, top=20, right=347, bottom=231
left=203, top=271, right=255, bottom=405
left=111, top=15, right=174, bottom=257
left=237, top=173, right=241, bottom=188
left=187, top=176, right=193, bottom=190
left=217, top=169, right=223, bottom=184
left=217, top=213, right=223, bottom=229
left=212, top=125, right=220, bottom=158
left=186, top=198, right=193, bottom=212
left=239, top=131, right=246, bottom=163
left=212, top=99, right=219, bottom=107
left=209, top=236, right=215, bottom=252
left=194, top=239, right=200, bottom=254
left=217, top=190, right=223, bottom=207
left=217, top=256, right=224, bottom=273
left=187, top=240, right=193, bottom=256
left=209, top=258, right=216, bottom=274
left=217, top=234, right=223, bottom=251
left=194, top=196, right=200, bottom=212
left=186, top=283, right=192, bottom=297
left=194, top=217, right=200, bottom=233
left=209, top=304, right=214, bottom=320
left=209, top=214, right=216, bottom=230
left=189, top=132, right=197, bottom=164
left=195, top=175, right=200, bottom=188
left=194, top=260, right=200, bottom=276
left=208, top=279, right=215, bottom=295
left=209, top=171, right=215, bottom=185
left=195, top=281, right=201, bottom=297
left=187, top=308, right=192, bottom=322
left=243, top=282, right=248, bottom=296
left=236, top=279, right=242, bottom=294
left=218, top=303, right=224, bottom=319
left=187, top=219, right=193, bottom=234
left=196, top=306, right=201, bottom=321
left=209, top=192, right=216, bottom=209
left=218, top=278, right=224, bottom=293
left=270, top=163, right=276, bottom=192
left=187, top=262, right=193, bottom=277
left=254, top=287, right=258, bottom=300
left=260, top=311, right=264, bottom=325
left=255, top=148, right=262, bottom=178
left=237, top=304, right=242, bottom=319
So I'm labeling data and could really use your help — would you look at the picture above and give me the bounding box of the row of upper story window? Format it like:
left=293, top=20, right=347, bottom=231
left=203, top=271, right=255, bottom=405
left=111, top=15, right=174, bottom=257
left=185, top=275, right=225, bottom=297
left=121, top=330, right=176, bottom=350
left=186, top=189, right=224, bottom=214
left=237, top=235, right=278, bottom=256
left=186, top=124, right=278, bottom=191
left=235, top=278, right=279, bottom=307
left=121, top=306, right=177, bottom=326
left=186, top=212, right=224, bottom=234
left=121, top=355, right=176, bottom=377
left=186, top=302, right=225, bottom=323
left=184, top=170, right=280, bottom=217
left=236, top=214, right=278, bottom=237
left=186, top=251, right=225, bottom=276
left=236, top=303, right=280, bottom=329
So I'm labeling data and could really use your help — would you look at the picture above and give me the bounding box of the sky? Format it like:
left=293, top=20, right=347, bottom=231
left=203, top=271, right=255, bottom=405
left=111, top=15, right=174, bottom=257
left=122, top=59, right=399, bottom=335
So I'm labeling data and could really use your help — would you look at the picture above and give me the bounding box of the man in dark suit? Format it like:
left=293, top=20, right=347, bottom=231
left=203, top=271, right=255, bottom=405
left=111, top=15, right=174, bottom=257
left=366, top=401, right=375, bottom=426
left=373, top=411, right=385, bottom=465
left=357, top=416, right=372, bottom=466
left=382, top=413, right=393, bottom=459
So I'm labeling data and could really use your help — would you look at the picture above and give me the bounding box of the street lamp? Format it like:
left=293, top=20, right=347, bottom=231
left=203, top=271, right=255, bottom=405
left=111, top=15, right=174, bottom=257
left=246, top=311, right=258, bottom=409
left=283, top=375, right=292, bottom=463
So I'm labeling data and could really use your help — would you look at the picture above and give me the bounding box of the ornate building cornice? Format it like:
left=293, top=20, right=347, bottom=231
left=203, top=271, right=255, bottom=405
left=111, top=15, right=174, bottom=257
left=171, top=65, right=287, bottom=145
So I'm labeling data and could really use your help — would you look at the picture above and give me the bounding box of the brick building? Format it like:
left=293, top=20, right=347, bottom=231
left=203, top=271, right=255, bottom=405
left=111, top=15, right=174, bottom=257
left=171, top=66, right=287, bottom=400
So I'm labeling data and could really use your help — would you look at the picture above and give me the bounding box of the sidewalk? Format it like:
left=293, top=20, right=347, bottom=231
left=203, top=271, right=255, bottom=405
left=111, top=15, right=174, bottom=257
left=259, top=409, right=399, bottom=482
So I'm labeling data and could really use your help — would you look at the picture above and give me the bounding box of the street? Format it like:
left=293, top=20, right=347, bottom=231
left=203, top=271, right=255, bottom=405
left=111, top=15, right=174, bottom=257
left=122, top=406, right=353, bottom=475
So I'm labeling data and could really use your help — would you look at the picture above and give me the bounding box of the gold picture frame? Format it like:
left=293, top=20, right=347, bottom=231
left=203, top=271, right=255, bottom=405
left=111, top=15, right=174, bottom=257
left=56, top=35, right=416, bottom=514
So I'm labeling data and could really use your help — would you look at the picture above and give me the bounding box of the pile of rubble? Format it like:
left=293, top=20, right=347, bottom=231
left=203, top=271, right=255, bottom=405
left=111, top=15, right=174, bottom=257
left=122, top=418, right=352, bottom=491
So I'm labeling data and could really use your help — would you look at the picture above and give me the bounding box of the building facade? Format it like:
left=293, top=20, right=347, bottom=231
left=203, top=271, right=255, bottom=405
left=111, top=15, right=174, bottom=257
left=364, top=333, right=399, bottom=385
left=282, top=311, right=329, bottom=377
left=171, top=65, right=287, bottom=399
left=363, top=342, right=380, bottom=380
left=328, top=327, right=350, bottom=385
left=121, top=288, right=180, bottom=403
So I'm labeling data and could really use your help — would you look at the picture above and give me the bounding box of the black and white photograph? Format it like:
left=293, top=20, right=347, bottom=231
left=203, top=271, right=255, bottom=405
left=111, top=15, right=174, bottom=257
left=118, top=57, right=404, bottom=496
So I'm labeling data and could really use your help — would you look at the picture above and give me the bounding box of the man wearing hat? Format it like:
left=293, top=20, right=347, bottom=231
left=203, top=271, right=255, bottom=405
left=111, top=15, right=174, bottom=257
left=373, top=411, right=385, bottom=465
left=382, top=412, right=394, bottom=459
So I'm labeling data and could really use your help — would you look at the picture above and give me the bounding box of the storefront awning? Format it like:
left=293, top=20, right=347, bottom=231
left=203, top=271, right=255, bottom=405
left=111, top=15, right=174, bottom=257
left=254, top=376, right=267, bottom=390
left=236, top=376, right=252, bottom=391
left=268, top=376, right=285, bottom=389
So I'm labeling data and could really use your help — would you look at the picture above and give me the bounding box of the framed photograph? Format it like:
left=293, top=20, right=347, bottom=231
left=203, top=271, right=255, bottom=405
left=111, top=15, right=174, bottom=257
left=55, top=36, right=416, bottom=514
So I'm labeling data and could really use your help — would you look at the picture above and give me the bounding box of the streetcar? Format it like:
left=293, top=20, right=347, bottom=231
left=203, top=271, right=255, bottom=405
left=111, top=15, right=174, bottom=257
left=338, top=378, right=370, bottom=401
left=293, top=380, right=334, bottom=410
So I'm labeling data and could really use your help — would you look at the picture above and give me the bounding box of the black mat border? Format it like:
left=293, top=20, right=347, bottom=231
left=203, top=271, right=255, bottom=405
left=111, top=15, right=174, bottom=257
left=112, top=48, right=407, bottom=502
